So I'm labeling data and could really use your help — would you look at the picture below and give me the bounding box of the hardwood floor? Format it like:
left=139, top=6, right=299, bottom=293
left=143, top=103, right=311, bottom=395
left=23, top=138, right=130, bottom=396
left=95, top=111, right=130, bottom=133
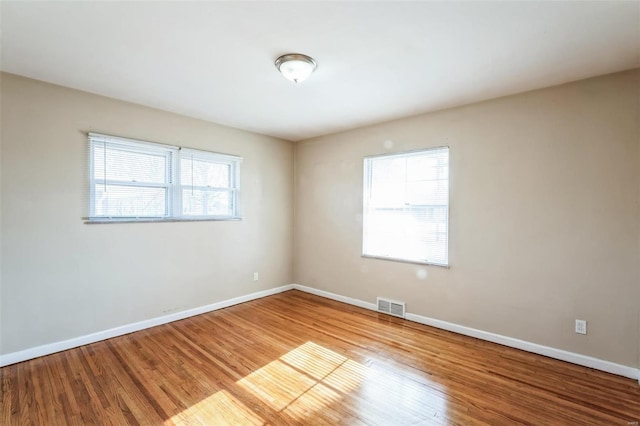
left=2, top=290, right=639, bottom=425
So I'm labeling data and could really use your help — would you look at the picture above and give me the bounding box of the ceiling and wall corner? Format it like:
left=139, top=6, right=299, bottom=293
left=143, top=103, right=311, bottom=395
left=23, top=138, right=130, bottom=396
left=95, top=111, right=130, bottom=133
left=0, top=1, right=638, bottom=141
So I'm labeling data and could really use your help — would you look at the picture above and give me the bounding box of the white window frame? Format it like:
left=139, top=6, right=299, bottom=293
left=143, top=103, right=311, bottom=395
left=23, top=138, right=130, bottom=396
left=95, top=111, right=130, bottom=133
left=362, top=146, right=450, bottom=267
left=178, top=148, right=241, bottom=220
left=88, top=133, right=242, bottom=222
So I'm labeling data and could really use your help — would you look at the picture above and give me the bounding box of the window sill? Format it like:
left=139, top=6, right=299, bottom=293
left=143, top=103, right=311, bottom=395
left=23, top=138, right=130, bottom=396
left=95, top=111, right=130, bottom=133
left=361, top=254, right=450, bottom=269
left=84, top=217, right=242, bottom=224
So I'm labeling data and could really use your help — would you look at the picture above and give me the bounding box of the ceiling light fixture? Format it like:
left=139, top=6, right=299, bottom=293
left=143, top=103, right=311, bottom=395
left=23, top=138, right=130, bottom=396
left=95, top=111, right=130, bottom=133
left=275, top=53, right=317, bottom=84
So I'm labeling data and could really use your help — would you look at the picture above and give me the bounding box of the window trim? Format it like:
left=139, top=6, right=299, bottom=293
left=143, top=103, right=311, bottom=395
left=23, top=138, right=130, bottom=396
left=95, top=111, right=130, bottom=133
left=362, top=146, right=450, bottom=268
left=87, top=133, right=242, bottom=223
left=178, top=148, right=241, bottom=220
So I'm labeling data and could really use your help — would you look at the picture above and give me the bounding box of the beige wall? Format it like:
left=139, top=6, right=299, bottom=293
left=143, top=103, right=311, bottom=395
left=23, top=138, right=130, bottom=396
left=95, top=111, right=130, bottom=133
left=0, top=73, right=293, bottom=354
left=2, top=69, right=638, bottom=369
left=294, top=69, right=640, bottom=368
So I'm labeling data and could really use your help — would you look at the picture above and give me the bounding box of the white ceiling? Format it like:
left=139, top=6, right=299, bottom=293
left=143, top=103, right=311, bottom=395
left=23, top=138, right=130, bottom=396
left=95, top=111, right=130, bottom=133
left=1, top=1, right=638, bottom=141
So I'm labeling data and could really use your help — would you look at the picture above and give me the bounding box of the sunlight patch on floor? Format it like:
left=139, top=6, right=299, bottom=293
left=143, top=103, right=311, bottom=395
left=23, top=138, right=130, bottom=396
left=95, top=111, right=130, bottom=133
left=167, top=389, right=263, bottom=426
left=168, top=341, right=371, bottom=424
left=280, top=341, right=349, bottom=380
left=358, top=362, right=449, bottom=423
left=237, top=341, right=366, bottom=420
left=280, top=381, right=341, bottom=421
left=236, top=354, right=322, bottom=411
left=322, top=359, right=368, bottom=393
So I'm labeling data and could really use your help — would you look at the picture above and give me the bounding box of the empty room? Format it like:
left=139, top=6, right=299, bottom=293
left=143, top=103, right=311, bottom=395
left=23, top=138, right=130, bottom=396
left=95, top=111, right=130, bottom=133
left=1, top=1, right=639, bottom=425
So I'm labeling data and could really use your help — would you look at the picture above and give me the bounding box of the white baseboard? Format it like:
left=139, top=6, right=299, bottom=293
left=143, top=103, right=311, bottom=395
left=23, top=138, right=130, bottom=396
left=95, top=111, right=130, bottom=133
left=290, top=284, right=640, bottom=381
left=3, top=283, right=638, bottom=383
left=293, top=284, right=378, bottom=311
left=404, top=313, right=639, bottom=381
left=0, top=284, right=294, bottom=367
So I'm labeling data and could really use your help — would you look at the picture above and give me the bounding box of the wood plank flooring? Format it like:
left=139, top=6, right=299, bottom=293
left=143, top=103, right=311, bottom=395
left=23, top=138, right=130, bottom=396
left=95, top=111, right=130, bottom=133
left=2, top=290, right=639, bottom=425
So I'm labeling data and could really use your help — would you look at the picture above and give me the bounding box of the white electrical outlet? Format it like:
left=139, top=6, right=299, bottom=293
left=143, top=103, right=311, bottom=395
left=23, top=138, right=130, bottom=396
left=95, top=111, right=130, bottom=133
left=575, top=319, right=587, bottom=335
left=253, top=272, right=259, bottom=281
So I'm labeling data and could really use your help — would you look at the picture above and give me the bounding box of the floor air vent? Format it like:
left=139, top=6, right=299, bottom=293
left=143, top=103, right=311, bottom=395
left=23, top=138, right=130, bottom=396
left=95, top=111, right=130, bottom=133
left=377, top=297, right=406, bottom=318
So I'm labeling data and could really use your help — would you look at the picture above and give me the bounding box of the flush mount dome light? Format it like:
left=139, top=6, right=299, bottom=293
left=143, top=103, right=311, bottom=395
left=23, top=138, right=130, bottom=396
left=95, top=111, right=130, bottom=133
left=275, top=53, right=317, bottom=84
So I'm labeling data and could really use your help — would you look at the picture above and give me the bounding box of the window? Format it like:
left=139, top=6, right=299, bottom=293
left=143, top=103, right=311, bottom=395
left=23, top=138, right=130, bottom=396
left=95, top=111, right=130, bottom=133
left=89, top=133, right=241, bottom=222
left=363, top=147, right=449, bottom=266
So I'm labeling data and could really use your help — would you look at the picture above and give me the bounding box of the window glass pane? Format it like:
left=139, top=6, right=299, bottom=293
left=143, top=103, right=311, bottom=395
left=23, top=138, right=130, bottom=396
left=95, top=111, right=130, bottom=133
left=180, top=157, right=230, bottom=188
left=93, top=184, right=167, bottom=217
left=406, top=153, right=448, bottom=181
left=182, top=189, right=232, bottom=216
left=366, top=208, right=447, bottom=261
left=363, top=147, right=449, bottom=266
left=370, top=157, right=406, bottom=207
left=371, top=156, right=406, bottom=186
left=89, top=134, right=241, bottom=221
left=406, top=181, right=448, bottom=205
left=94, top=146, right=167, bottom=183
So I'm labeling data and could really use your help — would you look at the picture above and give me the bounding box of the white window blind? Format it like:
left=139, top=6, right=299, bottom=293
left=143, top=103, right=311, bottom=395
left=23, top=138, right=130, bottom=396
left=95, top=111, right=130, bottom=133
left=88, top=133, right=241, bottom=222
left=363, top=147, right=449, bottom=266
